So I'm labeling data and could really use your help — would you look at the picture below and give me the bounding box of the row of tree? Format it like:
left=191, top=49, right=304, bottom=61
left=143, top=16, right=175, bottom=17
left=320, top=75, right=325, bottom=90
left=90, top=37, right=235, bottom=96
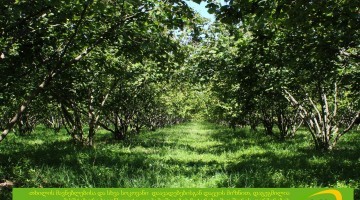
left=1, top=0, right=359, bottom=151
left=193, top=0, right=359, bottom=150
left=0, top=0, right=204, bottom=145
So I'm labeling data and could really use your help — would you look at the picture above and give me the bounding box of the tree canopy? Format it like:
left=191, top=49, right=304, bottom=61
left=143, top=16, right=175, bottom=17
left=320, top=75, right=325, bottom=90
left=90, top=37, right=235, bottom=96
left=1, top=0, right=359, bottom=150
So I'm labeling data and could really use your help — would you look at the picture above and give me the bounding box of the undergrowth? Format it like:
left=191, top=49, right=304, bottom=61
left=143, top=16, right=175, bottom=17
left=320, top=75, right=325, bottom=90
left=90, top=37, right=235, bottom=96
left=0, top=122, right=359, bottom=199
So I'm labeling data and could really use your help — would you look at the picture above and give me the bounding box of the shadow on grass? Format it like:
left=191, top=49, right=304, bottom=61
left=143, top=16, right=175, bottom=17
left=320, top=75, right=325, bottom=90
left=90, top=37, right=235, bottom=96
left=0, top=136, right=152, bottom=199
left=210, top=126, right=360, bottom=199
left=0, top=123, right=359, bottom=199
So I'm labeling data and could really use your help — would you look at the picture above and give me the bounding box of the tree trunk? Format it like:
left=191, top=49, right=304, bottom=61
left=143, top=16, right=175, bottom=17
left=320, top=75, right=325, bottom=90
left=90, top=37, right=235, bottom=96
left=276, top=111, right=288, bottom=140
left=87, top=93, right=96, bottom=146
left=283, top=88, right=359, bottom=151
left=0, top=70, right=55, bottom=142
left=262, top=110, right=274, bottom=136
left=60, top=103, right=84, bottom=144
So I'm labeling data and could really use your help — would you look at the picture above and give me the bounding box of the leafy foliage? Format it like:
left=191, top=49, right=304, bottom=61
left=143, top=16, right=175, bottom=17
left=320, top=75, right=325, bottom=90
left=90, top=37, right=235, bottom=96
left=0, top=0, right=202, bottom=144
left=193, top=0, right=359, bottom=149
left=0, top=1, right=359, bottom=198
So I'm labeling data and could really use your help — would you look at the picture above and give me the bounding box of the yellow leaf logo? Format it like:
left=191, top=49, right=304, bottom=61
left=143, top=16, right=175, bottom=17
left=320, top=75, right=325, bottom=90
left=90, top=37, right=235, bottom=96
left=309, top=189, right=342, bottom=200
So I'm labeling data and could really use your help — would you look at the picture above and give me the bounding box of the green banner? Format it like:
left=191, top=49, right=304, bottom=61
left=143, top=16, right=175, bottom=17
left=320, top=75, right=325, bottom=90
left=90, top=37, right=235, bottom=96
left=13, top=188, right=353, bottom=200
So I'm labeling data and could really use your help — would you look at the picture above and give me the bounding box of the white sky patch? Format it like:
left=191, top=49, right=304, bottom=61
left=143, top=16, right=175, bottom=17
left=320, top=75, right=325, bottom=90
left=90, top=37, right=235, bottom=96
left=185, top=1, right=226, bottom=22
left=185, top=1, right=216, bottom=22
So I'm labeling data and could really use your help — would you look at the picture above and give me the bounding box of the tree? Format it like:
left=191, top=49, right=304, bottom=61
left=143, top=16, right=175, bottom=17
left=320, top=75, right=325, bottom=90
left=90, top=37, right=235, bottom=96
left=0, top=0, right=200, bottom=144
left=197, top=0, right=359, bottom=149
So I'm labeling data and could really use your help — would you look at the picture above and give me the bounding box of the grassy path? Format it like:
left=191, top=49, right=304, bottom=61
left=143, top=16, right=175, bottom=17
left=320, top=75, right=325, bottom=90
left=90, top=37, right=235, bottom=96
left=137, top=121, right=232, bottom=187
left=1, top=121, right=359, bottom=199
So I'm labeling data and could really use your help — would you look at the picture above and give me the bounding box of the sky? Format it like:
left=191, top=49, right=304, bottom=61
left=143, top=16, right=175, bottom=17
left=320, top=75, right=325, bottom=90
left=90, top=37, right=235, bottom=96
left=185, top=0, right=227, bottom=23
left=185, top=1, right=216, bottom=22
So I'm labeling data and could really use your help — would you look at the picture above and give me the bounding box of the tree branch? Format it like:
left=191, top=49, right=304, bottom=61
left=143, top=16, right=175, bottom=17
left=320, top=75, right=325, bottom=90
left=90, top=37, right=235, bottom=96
left=306, top=94, right=322, bottom=124
left=332, top=111, right=360, bottom=147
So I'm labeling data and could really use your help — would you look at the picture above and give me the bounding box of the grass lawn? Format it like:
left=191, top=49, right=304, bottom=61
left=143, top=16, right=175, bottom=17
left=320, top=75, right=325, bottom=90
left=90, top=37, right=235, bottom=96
left=0, top=121, right=359, bottom=199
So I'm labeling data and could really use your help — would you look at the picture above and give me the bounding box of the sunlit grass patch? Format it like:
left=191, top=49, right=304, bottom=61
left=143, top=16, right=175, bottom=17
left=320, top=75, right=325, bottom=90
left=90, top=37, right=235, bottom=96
left=0, top=121, right=359, bottom=199
left=26, top=139, right=45, bottom=146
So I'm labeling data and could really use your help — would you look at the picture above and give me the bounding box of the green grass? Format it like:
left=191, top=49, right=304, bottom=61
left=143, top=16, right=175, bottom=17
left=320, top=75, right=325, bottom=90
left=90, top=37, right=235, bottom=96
left=1, top=122, right=359, bottom=199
